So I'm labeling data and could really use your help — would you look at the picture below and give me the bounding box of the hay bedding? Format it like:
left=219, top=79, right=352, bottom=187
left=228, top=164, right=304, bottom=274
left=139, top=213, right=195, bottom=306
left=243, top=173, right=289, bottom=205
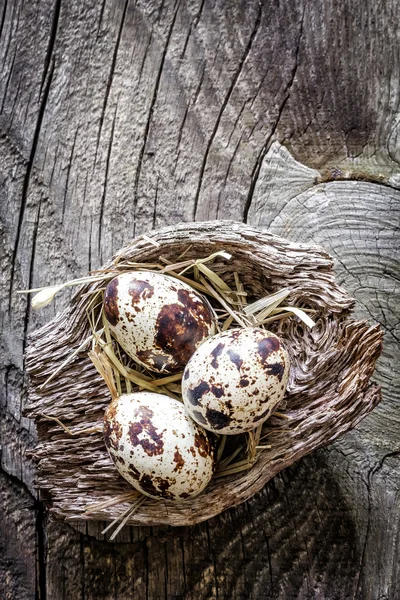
left=24, top=221, right=383, bottom=527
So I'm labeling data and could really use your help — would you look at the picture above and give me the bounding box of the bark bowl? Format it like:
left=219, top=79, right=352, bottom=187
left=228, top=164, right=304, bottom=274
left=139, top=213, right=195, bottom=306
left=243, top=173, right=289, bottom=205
left=25, top=221, right=383, bottom=526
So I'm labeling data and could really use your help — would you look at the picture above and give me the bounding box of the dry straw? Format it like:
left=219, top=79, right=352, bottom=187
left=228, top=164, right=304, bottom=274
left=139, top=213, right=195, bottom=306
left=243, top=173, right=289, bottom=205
left=23, top=222, right=383, bottom=528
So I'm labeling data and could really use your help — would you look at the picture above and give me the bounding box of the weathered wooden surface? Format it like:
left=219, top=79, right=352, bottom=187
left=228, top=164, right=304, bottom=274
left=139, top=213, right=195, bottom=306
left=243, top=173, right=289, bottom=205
left=0, top=0, right=399, bottom=598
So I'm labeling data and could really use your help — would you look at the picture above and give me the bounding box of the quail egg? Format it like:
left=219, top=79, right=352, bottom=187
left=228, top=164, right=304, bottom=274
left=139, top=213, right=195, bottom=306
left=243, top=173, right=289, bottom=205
left=182, top=328, right=290, bottom=435
left=103, top=271, right=217, bottom=374
left=104, top=392, right=215, bottom=500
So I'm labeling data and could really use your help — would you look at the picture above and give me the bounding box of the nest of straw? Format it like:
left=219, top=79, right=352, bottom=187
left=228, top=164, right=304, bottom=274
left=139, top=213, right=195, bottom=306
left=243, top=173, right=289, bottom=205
left=25, top=221, right=383, bottom=527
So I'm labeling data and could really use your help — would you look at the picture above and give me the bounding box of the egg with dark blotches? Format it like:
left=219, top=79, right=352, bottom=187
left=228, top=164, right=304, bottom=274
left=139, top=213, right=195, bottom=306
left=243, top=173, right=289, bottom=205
left=104, top=392, right=214, bottom=500
left=182, top=328, right=290, bottom=435
left=103, top=271, right=217, bottom=374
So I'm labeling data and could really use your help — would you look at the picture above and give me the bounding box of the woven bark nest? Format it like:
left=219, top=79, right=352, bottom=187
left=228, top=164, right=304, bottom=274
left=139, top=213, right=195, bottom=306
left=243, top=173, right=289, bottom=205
left=25, top=221, right=383, bottom=527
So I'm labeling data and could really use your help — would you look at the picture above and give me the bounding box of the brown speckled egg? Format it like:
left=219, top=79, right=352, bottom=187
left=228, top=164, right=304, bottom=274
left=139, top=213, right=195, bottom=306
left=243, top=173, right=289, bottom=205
left=104, top=392, right=214, bottom=500
left=103, top=271, right=217, bottom=374
left=182, top=328, right=290, bottom=435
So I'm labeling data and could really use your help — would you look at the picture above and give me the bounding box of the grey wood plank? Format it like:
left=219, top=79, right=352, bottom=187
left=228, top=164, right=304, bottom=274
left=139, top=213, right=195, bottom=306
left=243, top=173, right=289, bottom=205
left=0, top=0, right=399, bottom=598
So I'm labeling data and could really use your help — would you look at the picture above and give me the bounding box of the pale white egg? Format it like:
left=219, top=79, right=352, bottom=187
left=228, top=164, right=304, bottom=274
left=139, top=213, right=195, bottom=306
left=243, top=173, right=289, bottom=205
left=182, top=328, right=290, bottom=435
left=104, top=392, right=215, bottom=500
left=103, top=271, right=217, bottom=374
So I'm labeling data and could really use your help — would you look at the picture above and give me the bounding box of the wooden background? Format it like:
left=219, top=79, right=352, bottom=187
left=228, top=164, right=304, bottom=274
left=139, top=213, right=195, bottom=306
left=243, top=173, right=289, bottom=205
left=1, top=0, right=399, bottom=598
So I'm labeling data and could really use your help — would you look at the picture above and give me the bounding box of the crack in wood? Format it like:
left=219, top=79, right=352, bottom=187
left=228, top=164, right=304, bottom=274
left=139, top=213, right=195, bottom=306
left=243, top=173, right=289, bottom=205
left=39, top=0, right=62, bottom=98
left=243, top=5, right=305, bottom=224
left=193, top=3, right=263, bottom=221
left=35, top=499, right=47, bottom=600
left=94, top=0, right=129, bottom=162
left=9, top=58, right=55, bottom=314
left=61, top=126, right=79, bottom=221
left=98, top=100, right=119, bottom=262
left=0, top=0, right=8, bottom=43
left=133, top=1, right=180, bottom=236
left=0, top=43, right=18, bottom=115
left=180, top=0, right=206, bottom=61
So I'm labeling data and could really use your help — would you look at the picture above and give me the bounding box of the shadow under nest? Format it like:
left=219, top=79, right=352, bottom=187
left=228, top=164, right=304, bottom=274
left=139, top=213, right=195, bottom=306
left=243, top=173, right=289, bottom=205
left=24, top=221, right=383, bottom=526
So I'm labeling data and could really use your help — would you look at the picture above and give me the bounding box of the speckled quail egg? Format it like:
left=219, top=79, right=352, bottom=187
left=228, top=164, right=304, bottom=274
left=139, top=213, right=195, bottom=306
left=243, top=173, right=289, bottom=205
left=182, top=328, right=290, bottom=435
left=103, top=271, right=217, bottom=374
left=104, top=392, right=215, bottom=500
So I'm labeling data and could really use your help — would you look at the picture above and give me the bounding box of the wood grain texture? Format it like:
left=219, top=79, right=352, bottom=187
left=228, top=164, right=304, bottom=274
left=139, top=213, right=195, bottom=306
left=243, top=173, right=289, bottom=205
left=0, top=468, right=38, bottom=599
left=0, top=0, right=399, bottom=598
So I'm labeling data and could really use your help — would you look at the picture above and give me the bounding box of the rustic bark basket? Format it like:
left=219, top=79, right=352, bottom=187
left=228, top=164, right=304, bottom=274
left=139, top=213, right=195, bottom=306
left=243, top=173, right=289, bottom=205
left=25, top=221, right=383, bottom=527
